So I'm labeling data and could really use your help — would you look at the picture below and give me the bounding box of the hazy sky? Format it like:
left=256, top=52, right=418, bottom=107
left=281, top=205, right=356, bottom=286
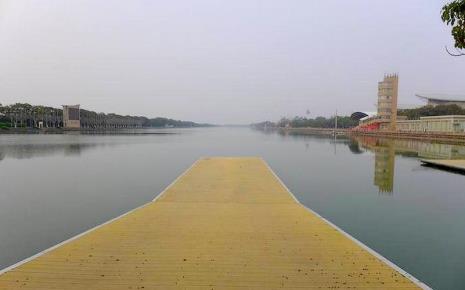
left=0, top=0, right=464, bottom=124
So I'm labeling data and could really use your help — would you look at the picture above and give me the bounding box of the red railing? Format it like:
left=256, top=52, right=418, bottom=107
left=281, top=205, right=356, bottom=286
left=352, top=121, right=381, bottom=132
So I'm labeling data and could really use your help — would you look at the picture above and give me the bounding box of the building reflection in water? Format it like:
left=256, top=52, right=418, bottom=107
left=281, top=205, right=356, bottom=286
left=373, top=140, right=395, bottom=194
left=259, top=128, right=465, bottom=194
left=352, top=136, right=465, bottom=194
left=353, top=137, right=395, bottom=194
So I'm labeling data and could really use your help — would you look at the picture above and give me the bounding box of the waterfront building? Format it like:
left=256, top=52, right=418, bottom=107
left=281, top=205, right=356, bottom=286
left=351, top=74, right=400, bottom=131
left=352, top=74, right=465, bottom=134
left=62, top=105, right=81, bottom=128
left=377, top=74, right=398, bottom=131
left=416, top=94, right=465, bottom=109
left=396, top=115, right=465, bottom=133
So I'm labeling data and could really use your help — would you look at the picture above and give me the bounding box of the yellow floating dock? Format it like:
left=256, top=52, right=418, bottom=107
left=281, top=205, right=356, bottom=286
left=0, top=157, right=428, bottom=289
left=421, top=159, right=465, bottom=172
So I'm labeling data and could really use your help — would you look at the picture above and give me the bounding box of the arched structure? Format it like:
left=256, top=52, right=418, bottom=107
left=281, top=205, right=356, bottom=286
left=416, top=94, right=465, bottom=109
left=350, top=111, right=377, bottom=121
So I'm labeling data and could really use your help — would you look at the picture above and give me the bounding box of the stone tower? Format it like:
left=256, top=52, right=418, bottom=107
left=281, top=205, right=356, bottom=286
left=377, top=74, right=398, bottom=131
left=62, top=105, right=81, bottom=128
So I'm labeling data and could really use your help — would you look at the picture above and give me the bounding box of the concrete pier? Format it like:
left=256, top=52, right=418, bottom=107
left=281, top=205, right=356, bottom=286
left=421, top=159, right=465, bottom=172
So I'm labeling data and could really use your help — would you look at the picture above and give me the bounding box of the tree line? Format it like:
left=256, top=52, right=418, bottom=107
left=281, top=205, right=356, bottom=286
left=0, top=103, right=62, bottom=129
left=0, top=102, right=211, bottom=129
left=252, top=104, right=465, bottom=130
left=252, top=115, right=359, bottom=129
left=397, top=104, right=465, bottom=120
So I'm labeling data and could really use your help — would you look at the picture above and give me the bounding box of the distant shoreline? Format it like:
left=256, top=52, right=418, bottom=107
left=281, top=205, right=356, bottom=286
left=0, top=127, right=209, bottom=135
left=350, top=130, right=465, bottom=144
left=262, top=127, right=465, bottom=144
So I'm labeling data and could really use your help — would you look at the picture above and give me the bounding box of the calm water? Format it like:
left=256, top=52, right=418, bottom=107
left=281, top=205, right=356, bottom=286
left=1, top=127, right=465, bottom=289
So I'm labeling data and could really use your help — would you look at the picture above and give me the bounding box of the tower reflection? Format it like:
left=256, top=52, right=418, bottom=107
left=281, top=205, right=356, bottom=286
left=353, top=137, right=395, bottom=194
left=352, top=136, right=465, bottom=194
left=373, top=140, right=395, bottom=194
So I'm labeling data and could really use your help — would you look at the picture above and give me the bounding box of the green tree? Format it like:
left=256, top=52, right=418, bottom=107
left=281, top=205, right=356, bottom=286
left=442, top=0, right=465, bottom=56
left=282, top=115, right=358, bottom=129
left=398, top=104, right=465, bottom=119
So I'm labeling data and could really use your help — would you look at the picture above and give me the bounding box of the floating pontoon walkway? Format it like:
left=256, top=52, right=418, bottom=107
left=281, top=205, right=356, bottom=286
left=421, top=159, right=465, bottom=172
left=0, top=157, right=428, bottom=289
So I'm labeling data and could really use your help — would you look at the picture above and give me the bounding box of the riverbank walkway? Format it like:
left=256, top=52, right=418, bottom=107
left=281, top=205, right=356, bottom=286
left=0, top=157, right=428, bottom=289
left=421, top=159, right=465, bottom=172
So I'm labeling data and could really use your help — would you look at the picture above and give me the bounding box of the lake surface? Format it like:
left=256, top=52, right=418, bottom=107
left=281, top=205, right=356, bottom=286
left=1, top=127, right=465, bottom=289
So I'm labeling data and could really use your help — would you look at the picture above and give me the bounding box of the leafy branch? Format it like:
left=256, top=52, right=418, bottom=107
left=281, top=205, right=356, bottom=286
left=441, top=0, right=465, bottom=56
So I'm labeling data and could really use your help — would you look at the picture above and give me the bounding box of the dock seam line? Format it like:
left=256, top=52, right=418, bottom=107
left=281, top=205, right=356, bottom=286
left=260, top=158, right=432, bottom=290
left=0, top=159, right=201, bottom=276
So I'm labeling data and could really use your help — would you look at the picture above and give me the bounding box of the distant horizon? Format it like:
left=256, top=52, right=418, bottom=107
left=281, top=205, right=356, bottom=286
left=0, top=100, right=364, bottom=125
left=4, top=95, right=464, bottom=126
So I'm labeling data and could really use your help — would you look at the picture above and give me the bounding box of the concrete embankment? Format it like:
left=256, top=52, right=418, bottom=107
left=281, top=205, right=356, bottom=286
left=350, top=130, right=465, bottom=144
left=276, top=127, right=465, bottom=143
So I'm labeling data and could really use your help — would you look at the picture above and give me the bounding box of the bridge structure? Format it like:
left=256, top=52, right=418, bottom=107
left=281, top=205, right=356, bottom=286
left=0, top=157, right=429, bottom=289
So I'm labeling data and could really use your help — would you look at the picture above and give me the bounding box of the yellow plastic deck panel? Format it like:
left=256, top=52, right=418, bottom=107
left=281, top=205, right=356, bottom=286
left=0, top=157, right=424, bottom=289
left=421, top=159, right=465, bottom=171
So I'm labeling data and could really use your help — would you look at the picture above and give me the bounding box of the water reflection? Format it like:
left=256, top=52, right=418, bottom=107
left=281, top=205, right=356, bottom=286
left=0, top=142, right=108, bottom=161
left=353, top=136, right=465, bottom=193
left=347, top=139, right=364, bottom=154
left=374, top=143, right=395, bottom=194
left=274, top=131, right=397, bottom=193
left=273, top=129, right=465, bottom=194
left=354, top=136, right=465, bottom=160
left=354, top=137, right=395, bottom=193
left=1, top=128, right=464, bottom=289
